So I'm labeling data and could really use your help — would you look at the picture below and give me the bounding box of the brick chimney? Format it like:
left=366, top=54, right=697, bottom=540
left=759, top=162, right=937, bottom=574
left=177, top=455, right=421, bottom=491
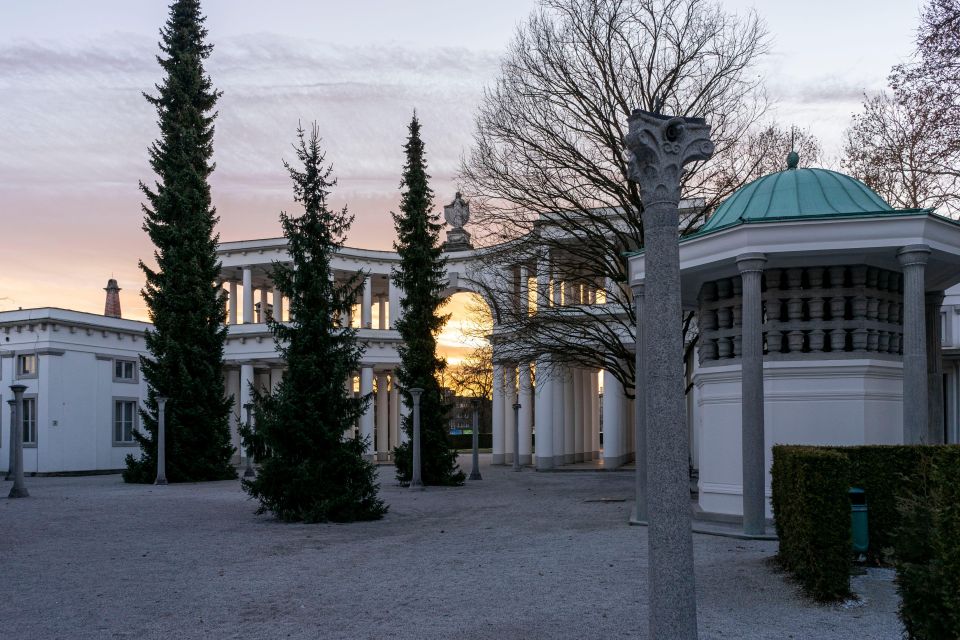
left=104, top=278, right=122, bottom=318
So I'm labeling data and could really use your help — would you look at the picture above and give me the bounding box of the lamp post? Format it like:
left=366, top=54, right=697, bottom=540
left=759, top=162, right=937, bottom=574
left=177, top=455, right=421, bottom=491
left=512, top=402, right=522, bottom=472
left=154, top=396, right=169, bottom=486
left=469, top=399, right=482, bottom=481
left=5, top=399, right=14, bottom=481
left=243, top=402, right=256, bottom=478
left=8, top=384, right=29, bottom=498
left=409, top=388, right=424, bottom=489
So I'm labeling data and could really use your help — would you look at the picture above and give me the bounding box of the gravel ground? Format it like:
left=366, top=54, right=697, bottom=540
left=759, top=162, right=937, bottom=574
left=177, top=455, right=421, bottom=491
left=0, top=456, right=902, bottom=640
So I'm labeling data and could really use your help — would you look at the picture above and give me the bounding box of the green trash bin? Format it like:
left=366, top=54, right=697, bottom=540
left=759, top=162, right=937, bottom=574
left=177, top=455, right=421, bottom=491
left=849, top=487, right=868, bottom=555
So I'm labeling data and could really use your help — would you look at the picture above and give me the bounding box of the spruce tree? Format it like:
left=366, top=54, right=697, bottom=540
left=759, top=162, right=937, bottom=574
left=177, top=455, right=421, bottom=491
left=392, top=115, right=465, bottom=486
left=241, top=124, right=386, bottom=523
left=124, top=0, right=234, bottom=483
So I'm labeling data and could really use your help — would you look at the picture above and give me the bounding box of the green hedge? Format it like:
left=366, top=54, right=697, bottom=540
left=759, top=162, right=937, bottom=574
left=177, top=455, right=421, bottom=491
left=827, top=445, right=925, bottom=562
left=771, top=445, right=852, bottom=601
left=894, top=447, right=960, bottom=639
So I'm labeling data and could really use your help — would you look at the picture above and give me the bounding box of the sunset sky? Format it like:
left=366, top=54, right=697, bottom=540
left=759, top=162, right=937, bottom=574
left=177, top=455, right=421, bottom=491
left=0, top=0, right=925, bottom=357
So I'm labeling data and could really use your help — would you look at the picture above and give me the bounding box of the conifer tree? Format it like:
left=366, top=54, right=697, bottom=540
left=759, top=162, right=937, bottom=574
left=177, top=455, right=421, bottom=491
left=124, top=0, right=234, bottom=483
left=241, top=124, right=386, bottom=523
left=392, top=115, right=465, bottom=486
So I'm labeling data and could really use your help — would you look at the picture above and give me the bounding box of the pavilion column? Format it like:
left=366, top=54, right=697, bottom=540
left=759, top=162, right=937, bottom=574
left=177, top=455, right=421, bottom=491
left=228, top=281, right=238, bottom=325
left=518, top=362, right=533, bottom=465
left=344, top=374, right=356, bottom=440
left=270, top=367, right=283, bottom=392
left=388, top=280, right=401, bottom=329
left=492, top=362, right=506, bottom=465
left=738, top=253, right=767, bottom=535
left=399, top=390, right=410, bottom=445
left=389, top=375, right=400, bottom=451
left=359, top=366, right=375, bottom=459
left=552, top=365, right=566, bottom=467
left=573, top=368, right=585, bottom=462
left=563, top=367, right=575, bottom=464
left=503, top=363, right=517, bottom=464
left=272, top=285, right=284, bottom=322
left=240, top=363, right=255, bottom=464
left=242, top=267, right=253, bottom=324
left=361, top=276, right=373, bottom=329
left=590, top=369, right=600, bottom=460
left=378, top=296, right=387, bottom=330
left=632, top=283, right=647, bottom=521
left=534, top=357, right=555, bottom=470
left=603, top=369, right=624, bottom=468
left=898, top=245, right=931, bottom=444
left=375, top=372, right=389, bottom=461
left=259, top=289, right=269, bottom=323
left=926, top=291, right=946, bottom=444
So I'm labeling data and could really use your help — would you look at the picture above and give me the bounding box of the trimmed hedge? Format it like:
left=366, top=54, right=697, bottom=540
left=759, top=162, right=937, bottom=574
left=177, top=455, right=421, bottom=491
left=771, top=445, right=852, bottom=601
left=894, top=447, right=960, bottom=639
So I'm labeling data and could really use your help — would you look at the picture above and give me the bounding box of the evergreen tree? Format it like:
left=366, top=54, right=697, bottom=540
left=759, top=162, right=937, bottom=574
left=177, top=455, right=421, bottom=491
left=392, top=115, right=464, bottom=486
left=124, top=0, right=234, bottom=483
left=241, top=124, right=386, bottom=523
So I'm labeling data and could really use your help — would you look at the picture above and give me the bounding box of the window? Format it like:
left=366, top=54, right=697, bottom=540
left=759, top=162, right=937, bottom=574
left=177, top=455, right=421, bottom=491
left=114, top=359, right=137, bottom=382
left=21, top=397, right=37, bottom=446
left=17, top=354, right=37, bottom=378
left=113, top=399, right=138, bottom=445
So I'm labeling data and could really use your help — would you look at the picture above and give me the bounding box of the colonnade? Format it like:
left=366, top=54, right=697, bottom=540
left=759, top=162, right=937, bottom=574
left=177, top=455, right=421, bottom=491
left=354, top=367, right=407, bottom=460
left=223, top=268, right=402, bottom=330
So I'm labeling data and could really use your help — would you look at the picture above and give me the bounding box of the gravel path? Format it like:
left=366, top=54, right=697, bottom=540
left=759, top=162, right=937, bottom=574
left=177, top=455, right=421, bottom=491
left=0, top=456, right=902, bottom=639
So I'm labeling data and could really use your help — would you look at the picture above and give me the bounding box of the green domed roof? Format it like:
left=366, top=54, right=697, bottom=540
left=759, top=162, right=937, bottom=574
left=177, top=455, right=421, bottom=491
left=699, top=164, right=895, bottom=234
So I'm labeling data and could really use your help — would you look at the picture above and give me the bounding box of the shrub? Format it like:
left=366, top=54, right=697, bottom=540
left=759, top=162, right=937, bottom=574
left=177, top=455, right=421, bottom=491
left=771, top=445, right=852, bottom=601
left=895, top=447, right=960, bottom=639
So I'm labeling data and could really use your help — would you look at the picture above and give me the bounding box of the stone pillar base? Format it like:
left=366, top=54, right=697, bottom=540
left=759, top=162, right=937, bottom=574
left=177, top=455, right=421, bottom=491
left=575, top=452, right=585, bottom=463
left=536, top=456, right=554, bottom=470
left=519, top=454, right=533, bottom=465
left=376, top=452, right=390, bottom=462
left=603, top=453, right=631, bottom=469
left=492, top=454, right=505, bottom=465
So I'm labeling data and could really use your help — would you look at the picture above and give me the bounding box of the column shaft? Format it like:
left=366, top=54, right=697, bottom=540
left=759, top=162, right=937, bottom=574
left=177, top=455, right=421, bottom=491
left=552, top=365, right=566, bottom=467
left=359, top=366, right=375, bottom=459
left=492, top=363, right=505, bottom=465
left=899, top=245, right=931, bottom=444
left=603, top=369, right=624, bottom=468
left=239, top=363, right=255, bottom=463
left=375, top=373, right=389, bottom=460
left=503, top=364, right=517, bottom=463
left=361, top=277, right=373, bottom=329
left=228, top=281, right=238, bottom=325
left=518, top=363, right=533, bottom=465
left=738, top=253, right=767, bottom=535
left=242, top=267, right=253, bottom=324
left=633, top=285, right=647, bottom=521
left=926, top=291, right=945, bottom=444
left=388, top=280, right=401, bottom=329
left=563, top=368, right=575, bottom=464
left=573, top=368, right=585, bottom=462
left=534, top=358, right=554, bottom=469
left=389, top=377, right=400, bottom=451
left=259, top=288, right=269, bottom=322
left=273, top=286, right=284, bottom=322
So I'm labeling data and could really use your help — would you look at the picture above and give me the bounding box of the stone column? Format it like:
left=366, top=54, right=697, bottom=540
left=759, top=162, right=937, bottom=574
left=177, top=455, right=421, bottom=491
left=518, top=362, right=533, bottom=465
left=738, top=253, right=767, bottom=535
left=242, top=267, right=254, bottom=324
left=228, top=281, right=238, bottom=325
left=534, top=357, right=554, bottom=470
left=632, top=283, right=647, bottom=522
left=503, top=363, right=517, bottom=464
left=590, top=370, right=601, bottom=460
left=492, top=362, right=505, bottom=465
left=552, top=365, right=566, bottom=467
left=270, top=367, right=283, bottom=392
left=625, top=109, right=713, bottom=639
left=361, top=276, right=373, bottom=329
left=563, top=368, right=575, bottom=464
left=240, top=363, right=255, bottom=464
left=259, top=288, right=269, bottom=323
left=273, top=286, right=284, bottom=322
left=378, top=296, right=387, bottom=330
left=389, top=376, right=400, bottom=451
left=359, top=366, right=375, bottom=459
left=518, top=265, right=529, bottom=316
left=573, top=368, right=585, bottom=462
left=926, top=291, right=946, bottom=444
left=898, top=245, right=931, bottom=444
left=375, top=372, right=390, bottom=460
left=603, top=369, right=624, bottom=468
left=388, top=280, right=401, bottom=329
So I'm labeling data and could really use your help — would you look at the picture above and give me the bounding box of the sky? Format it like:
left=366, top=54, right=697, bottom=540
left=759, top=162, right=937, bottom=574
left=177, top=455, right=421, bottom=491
left=0, top=0, right=926, bottom=335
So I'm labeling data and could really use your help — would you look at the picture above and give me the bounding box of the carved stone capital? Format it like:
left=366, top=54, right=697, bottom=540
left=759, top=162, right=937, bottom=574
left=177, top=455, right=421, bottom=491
left=624, top=110, right=715, bottom=207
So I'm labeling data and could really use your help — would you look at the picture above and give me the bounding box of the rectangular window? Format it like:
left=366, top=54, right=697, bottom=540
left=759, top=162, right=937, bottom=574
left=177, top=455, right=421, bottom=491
left=17, top=354, right=37, bottom=378
left=113, top=359, right=137, bottom=382
left=22, top=397, right=37, bottom=446
left=113, top=399, right=138, bottom=445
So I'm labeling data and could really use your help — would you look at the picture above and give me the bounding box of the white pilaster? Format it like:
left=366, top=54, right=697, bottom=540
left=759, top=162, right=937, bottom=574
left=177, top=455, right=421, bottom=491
left=242, top=267, right=253, bottom=324
left=359, top=366, right=375, bottom=459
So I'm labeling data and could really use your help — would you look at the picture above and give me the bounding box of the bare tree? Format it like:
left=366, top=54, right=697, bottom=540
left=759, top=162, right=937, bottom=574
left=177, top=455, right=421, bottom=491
left=460, top=0, right=775, bottom=394
left=843, top=0, right=959, bottom=216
